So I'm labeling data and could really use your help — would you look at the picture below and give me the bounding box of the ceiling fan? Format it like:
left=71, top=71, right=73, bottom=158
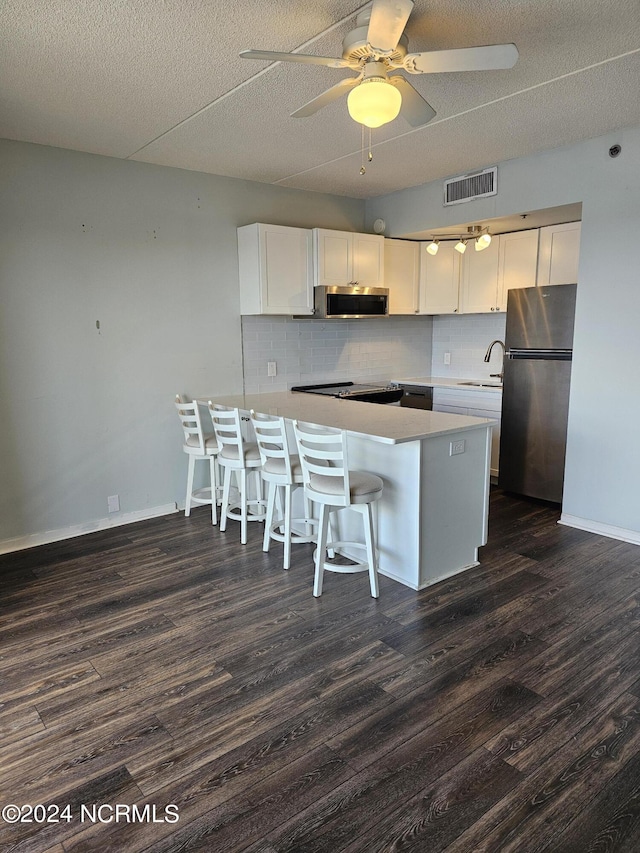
left=240, top=0, right=518, bottom=129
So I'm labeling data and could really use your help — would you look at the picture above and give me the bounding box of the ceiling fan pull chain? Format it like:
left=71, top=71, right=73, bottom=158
left=368, top=127, right=373, bottom=162
left=360, top=123, right=366, bottom=175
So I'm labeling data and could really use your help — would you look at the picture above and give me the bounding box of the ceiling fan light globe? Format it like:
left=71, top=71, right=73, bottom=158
left=347, top=78, right=402, bottom=128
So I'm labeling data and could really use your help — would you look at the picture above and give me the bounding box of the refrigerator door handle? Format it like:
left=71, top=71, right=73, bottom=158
left=506, top=348, right=572, bottom=361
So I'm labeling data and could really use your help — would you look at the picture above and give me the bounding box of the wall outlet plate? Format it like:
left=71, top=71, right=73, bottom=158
left=267, top=361, right=277, bottom=377
left=450, top=440, right=465, bottom=456
left=107, top=494, right=120, bottom=513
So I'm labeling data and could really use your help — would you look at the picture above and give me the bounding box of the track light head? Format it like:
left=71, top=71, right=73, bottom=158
left=426, top=239, right=439, bottom=256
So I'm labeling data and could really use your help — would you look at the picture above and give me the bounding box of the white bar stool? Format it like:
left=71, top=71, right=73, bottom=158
left=250, top=411, right=317, bottom=570
left=175, top=395, right=220, bottom=525
left=293, top=420, right=383, bottom=598
left=209, top=403, right=265, bottom=545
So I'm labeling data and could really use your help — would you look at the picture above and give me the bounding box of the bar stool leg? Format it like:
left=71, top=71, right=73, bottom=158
left=314, top=504, right=331, bottom=597
left=239, top=468, right=248, bottom=545
left=185, top=455, right=196, bottom=517
left=362, top=504, right=379, bottom=599
left=263, top=481, right=276, bottom=553
left=283, top=484, right=293, bottom=570
left=209, top=456, right=218, bottom=526
left=220, top=466, right=232, bottom=532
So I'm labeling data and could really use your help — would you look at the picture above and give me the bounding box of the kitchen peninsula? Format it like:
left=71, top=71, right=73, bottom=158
left=203, top=390, right=494, bottom=590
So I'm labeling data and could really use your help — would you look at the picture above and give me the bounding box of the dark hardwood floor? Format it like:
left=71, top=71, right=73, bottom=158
left=2, top=488, right=640, bottom=852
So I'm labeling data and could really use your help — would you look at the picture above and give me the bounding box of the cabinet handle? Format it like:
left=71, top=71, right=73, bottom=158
left=491, top=307, right=495, bottom=311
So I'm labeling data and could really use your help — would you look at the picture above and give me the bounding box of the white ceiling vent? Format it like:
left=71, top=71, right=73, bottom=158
left=444, top=167, right=497, bottom=206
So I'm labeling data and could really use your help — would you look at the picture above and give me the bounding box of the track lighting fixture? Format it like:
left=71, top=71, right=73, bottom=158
left=425, top=225, right=492, bottom=257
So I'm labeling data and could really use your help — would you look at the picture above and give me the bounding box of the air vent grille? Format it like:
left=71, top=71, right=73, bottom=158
left=444, top=167, right=497, bottom=206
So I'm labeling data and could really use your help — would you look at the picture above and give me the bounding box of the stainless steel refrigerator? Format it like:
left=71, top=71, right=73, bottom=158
left=498, top=283, right=577, bottom=503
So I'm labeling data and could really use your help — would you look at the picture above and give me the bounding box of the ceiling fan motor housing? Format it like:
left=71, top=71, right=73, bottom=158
left=342, top=19, right=408, bottom=64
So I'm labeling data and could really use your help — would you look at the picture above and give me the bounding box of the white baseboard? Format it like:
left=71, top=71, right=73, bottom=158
left=559, top=513, right=640, bottom=547
left=0, top=503, right=179, bottom=556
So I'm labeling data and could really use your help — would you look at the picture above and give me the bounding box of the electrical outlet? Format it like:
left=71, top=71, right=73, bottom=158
left=107, top=494, right=120, bottom=513
left=444, top=352, right=451, bottom=365
left=267, top=361, right=277, bottom=377
left=450, top=439, right=465, bottom=456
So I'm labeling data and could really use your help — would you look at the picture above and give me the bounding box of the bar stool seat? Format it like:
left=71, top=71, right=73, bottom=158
left=293, top=420, right=383, bottom=598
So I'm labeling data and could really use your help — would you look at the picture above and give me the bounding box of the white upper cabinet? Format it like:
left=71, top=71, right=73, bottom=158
left=313, top=228, right=384, bottom=287
left=384, top=239, right=420, bottom=314
left=537, top=222, right=581, bottom=286
left=459, top=237, right=501, bottom=313
left=459, top=230, right=539, bottom=314
left=238, top=223, right=313, bottom=315
left=419, top=241, right=461, bottom=314
left=497, top=229, right=540, bottom=310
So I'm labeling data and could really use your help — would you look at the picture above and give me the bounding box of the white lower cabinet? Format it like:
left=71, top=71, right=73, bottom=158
left=433, top=388, right=502, bottom=478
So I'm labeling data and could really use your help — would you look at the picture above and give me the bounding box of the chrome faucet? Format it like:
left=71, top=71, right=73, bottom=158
left=484, top=339, right=505, bottom=381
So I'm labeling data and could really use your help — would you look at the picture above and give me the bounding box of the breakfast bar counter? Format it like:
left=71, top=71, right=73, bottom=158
left=202, top=390, right=494, bottom=590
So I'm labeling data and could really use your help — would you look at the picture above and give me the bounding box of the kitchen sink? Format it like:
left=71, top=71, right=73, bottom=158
left=458, top=381, right=503, bottom=388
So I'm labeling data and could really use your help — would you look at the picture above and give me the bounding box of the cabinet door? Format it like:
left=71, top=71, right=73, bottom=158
left=537, top=222, right=581, bottom=286
left=419, top=241, right=461, bottom=314
left=459, top=238, right=500, bottom=313
left=384, top=239, right=419, bottom=314
left=238, top=223, right=313, bottom=315
left=468, top=407, right=501, bottom=476
left=314, top=229, right=353, bottom=286
left=261, top=225, right=313, bottom=314
left=352, top=232, right=385, bottom=286
left=497, top=229, right=539, bottom=311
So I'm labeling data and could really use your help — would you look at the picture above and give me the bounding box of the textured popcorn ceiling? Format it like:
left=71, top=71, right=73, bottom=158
left=1, top=0, right=639, bottom=198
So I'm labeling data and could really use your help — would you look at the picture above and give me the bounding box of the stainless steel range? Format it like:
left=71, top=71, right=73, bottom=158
left=291, top=381, right=403, bottom=405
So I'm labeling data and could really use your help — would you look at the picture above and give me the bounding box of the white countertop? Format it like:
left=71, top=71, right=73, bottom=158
left=393, top=376, right=503, bottom=393
left=200, top=390, right=494, bottom=445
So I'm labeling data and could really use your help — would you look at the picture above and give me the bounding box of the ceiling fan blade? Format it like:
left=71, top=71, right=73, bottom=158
left=389, top=77, right=436, bottom=127
left=403, top=43, right=519, bottom=74
left=367, top=0, right=414, bottom=53
left=290, top=77, right=360, bottom=118
left=240, top=49, right=354, bottom=69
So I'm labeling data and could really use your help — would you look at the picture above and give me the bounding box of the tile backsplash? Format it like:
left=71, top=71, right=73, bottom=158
left=241, top=315, right=433, bottom=393
left=432, top=313, right=507, bottom=380
left=242, top=312, right=508, bottom=392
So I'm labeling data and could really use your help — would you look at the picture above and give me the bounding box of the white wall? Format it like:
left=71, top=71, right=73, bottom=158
left=241, top=315, right=433, bottom=393
left=0, top=139, right=363, bottom=549
left=367, top=124, right=640, bottom=542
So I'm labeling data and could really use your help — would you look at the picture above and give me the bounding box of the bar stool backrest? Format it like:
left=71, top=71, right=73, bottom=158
left=293, top=421, right=351, bottom=508
left=209, top=404, right=247, bottom=468
left=175, top=395, right=206, bottom=454
left=250, top=412, right=295, bottom=483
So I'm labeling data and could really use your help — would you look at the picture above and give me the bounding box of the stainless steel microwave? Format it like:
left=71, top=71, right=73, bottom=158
left=313, top=285, right=389, bottom=319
